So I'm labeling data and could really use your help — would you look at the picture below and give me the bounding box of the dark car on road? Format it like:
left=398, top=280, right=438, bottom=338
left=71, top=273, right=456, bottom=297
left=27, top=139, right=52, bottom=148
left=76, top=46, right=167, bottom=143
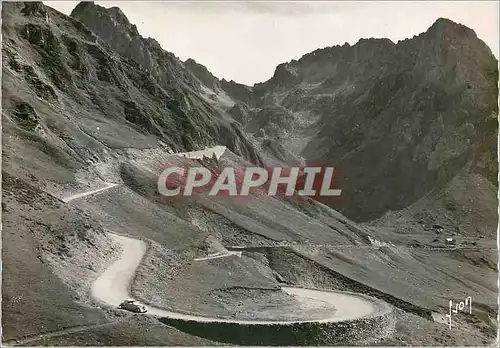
left=118, top=299, right=147, bottom=313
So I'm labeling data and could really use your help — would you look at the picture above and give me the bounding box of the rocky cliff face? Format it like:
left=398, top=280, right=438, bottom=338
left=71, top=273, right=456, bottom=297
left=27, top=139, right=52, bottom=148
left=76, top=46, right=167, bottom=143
left=183, top=58, right=222, bottom=92
left=70, top=1, right=200, bottom=92
left=184, top=58, right=255, bottom=106
left=216, top=18, right=498, bottom=221
left=3, top=1, right=261, bottom=166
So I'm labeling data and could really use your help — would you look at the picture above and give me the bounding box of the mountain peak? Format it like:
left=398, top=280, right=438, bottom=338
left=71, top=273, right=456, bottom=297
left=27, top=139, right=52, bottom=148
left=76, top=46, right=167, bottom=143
left=20, top=1, right=48, bottom=19
left=426, top=17, right=477, bottom=40
left=184, top=58, right=220, bottom=90
left=432, top=17, right=463, bottom=28
left=70, top=1, right=95, bottom=17
left=70, top=2, right=201, bottom=89
left=71, top=1, right=133, bottom=31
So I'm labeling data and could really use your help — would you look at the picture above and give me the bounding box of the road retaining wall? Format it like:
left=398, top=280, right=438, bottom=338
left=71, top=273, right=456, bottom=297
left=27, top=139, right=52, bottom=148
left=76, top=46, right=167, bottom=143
left=159, top=306, right=395, bottom=345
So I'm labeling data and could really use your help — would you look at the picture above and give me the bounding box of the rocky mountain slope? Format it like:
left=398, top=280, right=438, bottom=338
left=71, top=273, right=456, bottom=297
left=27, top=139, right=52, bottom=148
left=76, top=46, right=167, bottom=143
left=185, top=18, right=498, bottom=222
left=2, top=1, right=497, bottom=346
left=3, top=1, right=261, bottom=170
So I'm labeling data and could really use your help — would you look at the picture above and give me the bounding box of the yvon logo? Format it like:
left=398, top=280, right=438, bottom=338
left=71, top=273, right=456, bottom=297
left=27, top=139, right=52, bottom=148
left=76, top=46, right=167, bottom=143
left=157, top=165, right=342, bottom=201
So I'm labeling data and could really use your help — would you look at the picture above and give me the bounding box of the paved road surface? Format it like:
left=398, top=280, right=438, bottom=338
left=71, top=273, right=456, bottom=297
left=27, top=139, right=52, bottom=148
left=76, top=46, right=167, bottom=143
left=194, top=250, right=243, bottom=261
left=62, top=183, right=119, bottom=203
left=92, top=232, right=386, bottom=325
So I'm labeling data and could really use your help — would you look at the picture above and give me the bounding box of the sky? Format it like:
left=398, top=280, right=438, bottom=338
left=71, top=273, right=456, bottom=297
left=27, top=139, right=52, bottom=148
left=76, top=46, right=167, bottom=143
left=44, top=1, right=499, bottom=85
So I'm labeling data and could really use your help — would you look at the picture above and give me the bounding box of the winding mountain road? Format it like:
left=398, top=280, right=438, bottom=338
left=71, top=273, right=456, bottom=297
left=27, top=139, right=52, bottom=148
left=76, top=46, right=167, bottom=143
left=59, top=145, right=389, bottom=326
left=61, top=146, right=227, bottom=203
left=193, top=250, right=243, bottom=261
left=92, top=232, right=389, bottom=325
left=62, top=183, right=119, bottom=203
